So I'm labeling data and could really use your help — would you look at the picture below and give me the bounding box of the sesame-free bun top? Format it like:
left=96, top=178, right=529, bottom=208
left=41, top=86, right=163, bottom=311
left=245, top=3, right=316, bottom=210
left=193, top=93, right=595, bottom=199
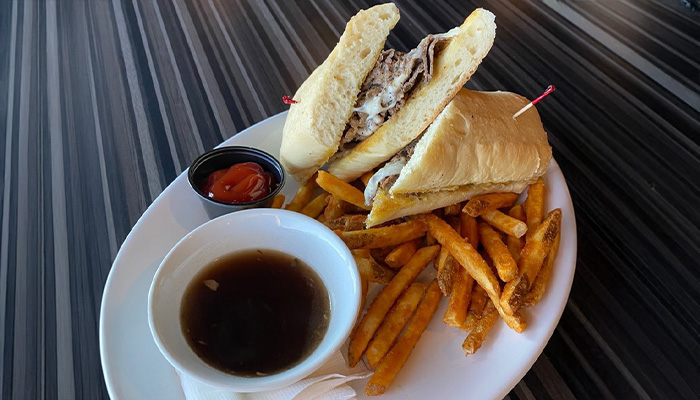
left=327, top=8, right=497, bottom=181
left=279, top=3, right=400, bottom=183
left=390, top=89, right=552, bottom=194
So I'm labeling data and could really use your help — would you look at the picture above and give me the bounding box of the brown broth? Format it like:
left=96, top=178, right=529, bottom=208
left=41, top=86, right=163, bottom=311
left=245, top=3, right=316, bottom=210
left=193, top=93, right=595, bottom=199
left=180, top=249, right=330, bottom=376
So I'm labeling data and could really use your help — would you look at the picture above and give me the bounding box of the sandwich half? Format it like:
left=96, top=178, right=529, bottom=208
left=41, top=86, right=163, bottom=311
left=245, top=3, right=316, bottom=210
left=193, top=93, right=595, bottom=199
left=364, top=89, right=552, bottom=227
left=280, top=4, right=497, bottom=183
left=280, top=3, right=400, bottom=183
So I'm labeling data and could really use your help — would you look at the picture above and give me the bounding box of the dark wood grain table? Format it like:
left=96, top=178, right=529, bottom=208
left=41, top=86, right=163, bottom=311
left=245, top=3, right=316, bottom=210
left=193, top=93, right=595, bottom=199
left=1, top=0, right=698, bottom=399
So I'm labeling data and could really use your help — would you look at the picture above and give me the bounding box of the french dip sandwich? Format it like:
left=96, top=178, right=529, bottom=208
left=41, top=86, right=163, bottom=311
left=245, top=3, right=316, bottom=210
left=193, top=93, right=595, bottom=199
left=280, top=3, right=552, bottom=227
left=280, top=4, right=497, bottom=183
left=364, top=89, right=552, bottom=226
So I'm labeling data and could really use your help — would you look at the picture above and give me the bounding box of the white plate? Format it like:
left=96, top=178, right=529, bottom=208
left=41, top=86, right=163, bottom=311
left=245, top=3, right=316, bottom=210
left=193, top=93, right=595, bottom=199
left=100, top=111, right=577, bottom=400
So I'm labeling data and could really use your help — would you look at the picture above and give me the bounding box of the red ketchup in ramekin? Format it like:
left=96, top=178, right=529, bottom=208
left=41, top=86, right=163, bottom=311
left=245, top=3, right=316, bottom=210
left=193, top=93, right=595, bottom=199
left=199, top=162, right=275, bottom=204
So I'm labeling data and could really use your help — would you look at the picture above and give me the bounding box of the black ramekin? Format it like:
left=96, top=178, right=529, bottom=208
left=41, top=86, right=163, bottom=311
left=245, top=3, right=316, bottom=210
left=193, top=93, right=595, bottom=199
left=187, top=146, right=285, bottom=219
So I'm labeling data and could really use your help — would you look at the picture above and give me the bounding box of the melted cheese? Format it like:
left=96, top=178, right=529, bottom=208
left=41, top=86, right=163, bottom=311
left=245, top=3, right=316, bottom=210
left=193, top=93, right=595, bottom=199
left=364, top=155, right=407, bottom=205
left=433, top=27, right=461, bottom=40
left=352, top=52, right=423, bottom=141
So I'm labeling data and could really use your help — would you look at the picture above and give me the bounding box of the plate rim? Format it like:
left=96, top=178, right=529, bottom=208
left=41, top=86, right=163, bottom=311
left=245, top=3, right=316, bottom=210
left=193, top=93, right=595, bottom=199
left=99, top=110, right=577, bottom=399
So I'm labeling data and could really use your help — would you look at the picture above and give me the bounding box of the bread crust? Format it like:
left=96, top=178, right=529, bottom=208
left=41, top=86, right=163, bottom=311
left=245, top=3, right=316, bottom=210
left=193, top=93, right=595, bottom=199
left=367, top=181, right=530, bottom=227
left=279, top=4, right=400, bottom=183
left=390, top=90, right=552, bottom=194
left=327, top=8, right=497, bottom=181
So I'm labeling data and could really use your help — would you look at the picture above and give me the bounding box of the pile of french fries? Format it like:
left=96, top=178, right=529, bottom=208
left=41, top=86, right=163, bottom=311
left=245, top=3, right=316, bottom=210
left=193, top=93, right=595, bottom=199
left=272, top=171, right=562, bottom=396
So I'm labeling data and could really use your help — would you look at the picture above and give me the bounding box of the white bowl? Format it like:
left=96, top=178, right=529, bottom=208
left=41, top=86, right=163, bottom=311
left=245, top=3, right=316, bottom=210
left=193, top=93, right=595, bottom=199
left=148, top=209, right=361, bottom=392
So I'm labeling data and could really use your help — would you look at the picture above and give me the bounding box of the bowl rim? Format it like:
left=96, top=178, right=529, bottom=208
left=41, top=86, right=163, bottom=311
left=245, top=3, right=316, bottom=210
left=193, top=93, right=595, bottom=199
left=187, top=146, right=286, bottom=207
left=147, top=208, right=361, bottom=392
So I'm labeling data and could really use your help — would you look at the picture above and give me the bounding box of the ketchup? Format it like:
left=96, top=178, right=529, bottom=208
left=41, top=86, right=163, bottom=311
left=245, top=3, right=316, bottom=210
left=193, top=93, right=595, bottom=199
left=200, top=162, right=275, bottom=203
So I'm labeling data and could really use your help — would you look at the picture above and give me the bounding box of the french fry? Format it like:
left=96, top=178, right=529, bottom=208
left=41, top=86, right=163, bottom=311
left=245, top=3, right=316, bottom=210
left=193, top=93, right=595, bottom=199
left=436, top=216, right=461, bottom=294
left=494, top=302, right=524, bottom=332
left=420, top=214, right=524, bottom=332
left=509, top=203, right=526, bottom=222
left=270, top=194, right=285, bottom=209
left=462, top=281, right=489, bottom=331
left=478, top=222, right=518, bottom=282
left=359, top=273, right=369, bottom=316
left=462, top=192, right=519, bottom=217
left=436, top=247, right=460, bottom=296
left=371, top=246, right=397, bottom=262
left=323, top=195, right=346, bottom=221
left=468, top=283, right=488, bottom=318
left=325, top=214, right=367, bottom=231
left=285, top=174, right=317, bottom=212
left=462, top=314, right=476, bottom=331
left=479, top=248, right=498, bottom=283
left=300, top=193, right=330, bottom=218
left=459, top=212, right=479, bottom=249
left=425, top=232, right=437, bottom=246
left=353, top=249, right=371, bottom=258
left=524, top=177, right=545, bottom=240
left=447, top=216, right=461, bottom=231
left=523, top=228, right=561, bottom=306
left=443, top=267, right=474, bottom=328
left=366, top=283, right=426, bottom=368
left=443, top=202, right=462, bottom=216
left=384, top=239, right=421, bottom=269
left=348, top=245, right=440, bottom=366
left=501, top=209, right=562, bottom=315
left=338, top=219, right=428, bottom=249
left=462, top=312, right=478, bottom=331
left=421, top=214, right=499, bottom=302
left=480, top=209, right=528, bottom=238
left=365, top=280, right=441, bottom=396
left=360, top=171, right=375, bottom=187
left=462, top=300, right=498, bottom=355
left=323, top=196, right=368, bottom=222
left=507, top=204, right=526, bottom=261
left=353, top=250, right=396, bottom=285
left=316, top=170, right=370, bottom=210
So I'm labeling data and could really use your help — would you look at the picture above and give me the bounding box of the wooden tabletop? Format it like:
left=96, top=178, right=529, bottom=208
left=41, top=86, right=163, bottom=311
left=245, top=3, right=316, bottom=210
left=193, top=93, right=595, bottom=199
left=1, top=0, right=698, bottom=398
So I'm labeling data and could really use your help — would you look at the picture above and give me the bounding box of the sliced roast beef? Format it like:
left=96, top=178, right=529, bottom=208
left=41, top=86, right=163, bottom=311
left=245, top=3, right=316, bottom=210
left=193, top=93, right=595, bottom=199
left=341, top=34, right=446, bottom=146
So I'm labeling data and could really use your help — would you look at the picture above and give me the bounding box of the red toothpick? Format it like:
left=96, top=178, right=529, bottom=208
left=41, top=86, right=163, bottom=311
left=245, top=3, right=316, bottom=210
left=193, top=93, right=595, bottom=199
left=512, top=85, right=555, bottom=119
left=282, top=95, right=298, bottom=105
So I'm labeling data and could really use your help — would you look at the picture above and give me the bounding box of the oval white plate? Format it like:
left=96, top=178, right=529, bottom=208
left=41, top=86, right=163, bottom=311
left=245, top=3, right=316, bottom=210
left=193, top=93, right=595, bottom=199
left=99, top=111, right=577, bottom=399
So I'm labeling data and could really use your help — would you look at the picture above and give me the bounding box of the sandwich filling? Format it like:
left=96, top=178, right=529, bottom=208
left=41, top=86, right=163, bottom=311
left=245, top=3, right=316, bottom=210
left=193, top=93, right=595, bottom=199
left=364, top=140, right=419, bottom=205
left=341, top=32, right=453, bottom=148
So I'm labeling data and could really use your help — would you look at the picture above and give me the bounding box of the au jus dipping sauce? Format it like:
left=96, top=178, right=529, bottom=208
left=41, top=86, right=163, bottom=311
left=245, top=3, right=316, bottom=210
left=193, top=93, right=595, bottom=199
left=180, top=249, right=330, bottom=376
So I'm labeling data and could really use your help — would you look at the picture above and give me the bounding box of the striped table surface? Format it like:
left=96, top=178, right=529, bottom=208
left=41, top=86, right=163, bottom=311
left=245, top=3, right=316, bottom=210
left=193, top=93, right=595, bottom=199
left=1, top=0, right=698, bottom=399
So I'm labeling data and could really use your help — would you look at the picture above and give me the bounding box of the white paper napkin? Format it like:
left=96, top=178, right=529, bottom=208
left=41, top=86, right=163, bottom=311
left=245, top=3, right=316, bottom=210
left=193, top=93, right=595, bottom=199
left=178, top=351, right=372, bottom=400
